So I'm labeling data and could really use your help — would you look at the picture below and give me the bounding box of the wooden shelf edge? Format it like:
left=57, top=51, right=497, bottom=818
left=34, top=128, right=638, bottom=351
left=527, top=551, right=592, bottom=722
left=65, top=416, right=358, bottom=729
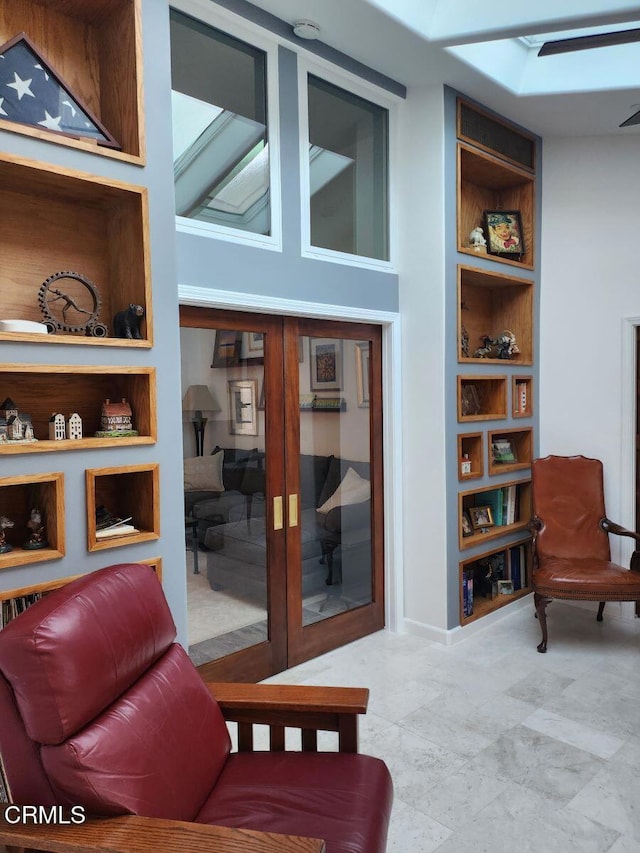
left=459, top=357, right=533, bottom=367
left=88, top=531, right=159, bottom=552
left=460, top=521, right=529, bottom=550
left=0, top=548, right=64, bottom=570
left=0, top=121, right=145, bottom=167
left=0, top=437, right=155, bottom=454
left=0, top=332, right=152, bottom=348
left=488, top=462, right=531, bottom=476
left=457, top=246, right=534, bottom=271
left=458, top=414, right=508, bottom=423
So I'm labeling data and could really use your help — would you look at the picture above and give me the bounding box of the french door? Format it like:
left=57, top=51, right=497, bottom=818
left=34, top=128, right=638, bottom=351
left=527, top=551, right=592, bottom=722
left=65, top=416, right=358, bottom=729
left=180, top=306, right=384, bottom=681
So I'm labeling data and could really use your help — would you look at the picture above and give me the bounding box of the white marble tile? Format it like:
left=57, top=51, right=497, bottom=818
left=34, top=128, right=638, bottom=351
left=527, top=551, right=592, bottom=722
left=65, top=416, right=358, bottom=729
left=416, top=767, right=509, bottom=830
left=384, top=797, right=452, bottom=853
left=398, top=704, right=493, bottom=758
left=606, top=835, right=640, bottom=853
left=523, top=708, right=624, bottom=759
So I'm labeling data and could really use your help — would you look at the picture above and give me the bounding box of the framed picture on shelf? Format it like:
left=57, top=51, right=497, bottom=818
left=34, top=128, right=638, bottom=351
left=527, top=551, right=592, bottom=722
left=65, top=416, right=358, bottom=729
left=483, top=210, right=524, bottom=257
left=211, top=330, right=242, bottom=368
left=461, top=383, right=481, bottom=416
left=498, top=579, right=514, bottom=595
left=240, top=332, right=264, bottom=364
left=309, top=338, right=343, bottom=392
left=228, top=379, right=258, bottom=435
left=355, top=342, right=370, bottom=407
left=469, top=505, right=494, bottom=530
left=491, top=437, right=518, bottom=464
left=461, top=510, right=473, bottom=538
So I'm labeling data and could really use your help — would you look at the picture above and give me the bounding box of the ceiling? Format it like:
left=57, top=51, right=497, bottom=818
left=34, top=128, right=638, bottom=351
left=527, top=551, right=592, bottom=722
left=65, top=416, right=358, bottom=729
left=246, top=0, right=640, bottom=137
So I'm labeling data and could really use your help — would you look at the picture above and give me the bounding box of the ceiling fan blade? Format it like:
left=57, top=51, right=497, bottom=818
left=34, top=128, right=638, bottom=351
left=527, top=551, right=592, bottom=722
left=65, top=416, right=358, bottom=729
left=538, top=27, right=640, bottom=56
left=620, top=108, right=640, bottom=128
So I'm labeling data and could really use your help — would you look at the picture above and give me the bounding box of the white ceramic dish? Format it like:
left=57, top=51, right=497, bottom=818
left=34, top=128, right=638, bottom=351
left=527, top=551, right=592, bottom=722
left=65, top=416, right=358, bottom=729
left=0, top=319, right=49, bottom=334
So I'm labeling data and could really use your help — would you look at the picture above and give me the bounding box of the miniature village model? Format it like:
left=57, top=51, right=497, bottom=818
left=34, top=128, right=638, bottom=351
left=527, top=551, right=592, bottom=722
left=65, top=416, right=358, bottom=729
left=0, top=398, right=37, bottom=443
left=95, top=398, right=138, bottom=437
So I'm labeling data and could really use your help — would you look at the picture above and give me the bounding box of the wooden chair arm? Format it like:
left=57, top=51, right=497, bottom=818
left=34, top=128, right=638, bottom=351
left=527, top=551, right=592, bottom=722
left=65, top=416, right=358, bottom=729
left=600, top=518, right=640, bottom=544
left=208, top=683, right=369, bottom=753
left=0, top=814, right=325, bottom=853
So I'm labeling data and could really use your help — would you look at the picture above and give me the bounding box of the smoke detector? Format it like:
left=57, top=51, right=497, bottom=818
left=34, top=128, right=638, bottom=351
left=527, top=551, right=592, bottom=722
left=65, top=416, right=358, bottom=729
left=292, top=20, right=321, bottom=40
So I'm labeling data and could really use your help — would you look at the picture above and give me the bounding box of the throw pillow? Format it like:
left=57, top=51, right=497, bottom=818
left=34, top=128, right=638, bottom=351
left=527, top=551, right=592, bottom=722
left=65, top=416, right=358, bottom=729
left=184, top=450, right=225, bottom=492
left=316, top=466, right=370, bottom=514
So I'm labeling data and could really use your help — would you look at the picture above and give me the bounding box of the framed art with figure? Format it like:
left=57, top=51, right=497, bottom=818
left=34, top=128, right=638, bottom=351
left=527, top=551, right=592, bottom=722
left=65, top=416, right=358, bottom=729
left=310, top=338, right=343, bottom=392
left=211, top=330, right=242, bottom=368
left=484, top=210, right=524, bottom=257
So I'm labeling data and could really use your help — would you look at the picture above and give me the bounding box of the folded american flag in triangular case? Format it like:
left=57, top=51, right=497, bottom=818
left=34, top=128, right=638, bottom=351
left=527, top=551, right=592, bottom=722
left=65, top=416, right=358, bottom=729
left=0, top=32, right=119, bottom=149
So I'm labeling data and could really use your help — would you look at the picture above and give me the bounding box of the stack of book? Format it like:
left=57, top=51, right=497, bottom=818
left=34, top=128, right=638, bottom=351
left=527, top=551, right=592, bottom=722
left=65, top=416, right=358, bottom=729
left=95, top=505, right=139, bottom=539
left=483, top=485, right=519, bottom=527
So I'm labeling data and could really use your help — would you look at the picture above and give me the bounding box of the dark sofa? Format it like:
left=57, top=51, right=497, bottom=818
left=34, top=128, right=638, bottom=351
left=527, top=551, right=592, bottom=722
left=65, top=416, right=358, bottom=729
left=186, top=448, right=372, bottom=607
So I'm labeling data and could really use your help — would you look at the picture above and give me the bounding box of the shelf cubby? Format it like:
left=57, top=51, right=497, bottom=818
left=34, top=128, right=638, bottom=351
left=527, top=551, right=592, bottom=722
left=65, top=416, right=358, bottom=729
left=457, top=375, right=507, bottom=422
left=459, top=478, right=532, bottom=550
left=488, top=427, right=533, bottom=476
left=458, top=432, right=483, bottom=481
left=0, top=0, right=144, bottom=162
left=86, top=464, right=160, bottom=552
left=460, top=537, right=531, bottom=624
left=512, top=375, right=533, bottom=418
left=458, top=265, right=533, bottom=364
left=0, top=364, right=156, bottom=454
left=0, top=153, right=152, bottom=347
left=0, top=473, right=64, bottom=569
left=457, top=142, right=535, bottom=270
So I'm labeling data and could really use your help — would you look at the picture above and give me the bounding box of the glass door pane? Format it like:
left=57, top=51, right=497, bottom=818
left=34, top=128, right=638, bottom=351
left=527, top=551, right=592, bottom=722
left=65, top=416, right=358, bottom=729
left=298, top=335, right=373, bottom=626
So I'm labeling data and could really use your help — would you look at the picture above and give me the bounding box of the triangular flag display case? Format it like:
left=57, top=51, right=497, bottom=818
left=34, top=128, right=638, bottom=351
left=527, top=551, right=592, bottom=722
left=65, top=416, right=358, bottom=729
left=0, top=33, right=120, bottom=148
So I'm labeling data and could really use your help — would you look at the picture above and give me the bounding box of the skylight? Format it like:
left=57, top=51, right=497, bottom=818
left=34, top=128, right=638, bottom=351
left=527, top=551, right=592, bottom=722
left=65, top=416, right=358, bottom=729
left=520, top=20, right=640, bottom=49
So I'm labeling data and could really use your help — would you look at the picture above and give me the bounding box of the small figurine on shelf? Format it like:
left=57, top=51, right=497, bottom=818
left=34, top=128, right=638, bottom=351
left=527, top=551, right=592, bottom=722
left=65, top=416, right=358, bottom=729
left=495, top=329, right=520, bottom=359
left=469, top=226, right=487, bottom=253
left=473, top=335, right=495, bottom=358
left=460, top=323, right=470, bottom=358
left=0, top=516, right=14, bottom=554
left=113, top=304, right=145, bottom=339
left=67, top=412, right=83, bottom=440
left=460, top=453, right=472, bottom=476
left=23, top=508, right=48, bottom=550
left=49, top=413, right=66, bottom=441
left=95, top=398, right=138, bottom=438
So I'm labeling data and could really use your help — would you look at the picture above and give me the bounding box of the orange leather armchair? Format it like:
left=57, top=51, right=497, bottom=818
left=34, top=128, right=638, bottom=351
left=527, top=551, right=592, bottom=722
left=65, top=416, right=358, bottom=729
left=530, top=454, right=640, bottom=652
left=0, top=563, right=392, bottom=853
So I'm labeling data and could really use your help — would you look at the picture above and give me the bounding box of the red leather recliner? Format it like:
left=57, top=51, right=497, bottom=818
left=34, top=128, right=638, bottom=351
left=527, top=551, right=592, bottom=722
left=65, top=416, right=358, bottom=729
left=0, top=563, right=392, bottom=853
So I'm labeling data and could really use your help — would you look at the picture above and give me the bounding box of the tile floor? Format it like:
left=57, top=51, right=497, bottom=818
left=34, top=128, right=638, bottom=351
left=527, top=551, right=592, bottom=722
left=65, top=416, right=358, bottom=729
left=264, top=599, right=640, bottom=852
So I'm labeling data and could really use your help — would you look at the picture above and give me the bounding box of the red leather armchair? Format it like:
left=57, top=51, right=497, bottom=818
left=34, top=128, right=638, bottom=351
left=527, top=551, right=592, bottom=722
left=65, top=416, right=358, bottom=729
left=0, top=563, right=392, bottom=853
left=531, top=454, right=640, bottom=653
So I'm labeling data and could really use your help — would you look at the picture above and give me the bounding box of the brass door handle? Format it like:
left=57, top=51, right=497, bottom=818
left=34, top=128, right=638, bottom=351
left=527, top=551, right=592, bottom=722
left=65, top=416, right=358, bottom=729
left=288, top=494, right=299, bottom=527
left=273, top=496, right=283, bottom=530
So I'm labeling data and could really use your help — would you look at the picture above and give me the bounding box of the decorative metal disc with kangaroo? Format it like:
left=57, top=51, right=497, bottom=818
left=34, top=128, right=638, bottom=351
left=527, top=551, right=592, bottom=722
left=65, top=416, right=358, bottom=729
left=39, top=272, right=108, bottom=337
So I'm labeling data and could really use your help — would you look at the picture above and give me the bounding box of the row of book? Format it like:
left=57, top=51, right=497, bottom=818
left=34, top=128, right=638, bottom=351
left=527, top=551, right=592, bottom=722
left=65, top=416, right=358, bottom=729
left=1, top=593, right=42, bottom=629
left=482, top=485, right=519, bottom=527
left=462, top=543, right=527, bottom=617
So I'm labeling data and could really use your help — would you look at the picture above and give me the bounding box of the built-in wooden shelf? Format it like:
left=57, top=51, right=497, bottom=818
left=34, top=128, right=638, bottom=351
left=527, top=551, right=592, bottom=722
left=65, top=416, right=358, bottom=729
left=457, top=143, right=535, bottom=270
left=86, top=464, right=160, bottom=551
left=0, top=364, right=156, bottom=453
left=0, top=0, right=144, bottom=162
left=460, top=537, right=531, bottom=624
left=458, top=432, right=483, bottom=481
left=458, top=265, right=533, bottom=364
left=457, top=375, right=507, bottom=422
left=459, top=478, right=532, bottom=550
left=0, top=473, right=64, bottom=569
left=488, top=426, right=533, bottom=476
left=0, top=154, right=152, bottom=347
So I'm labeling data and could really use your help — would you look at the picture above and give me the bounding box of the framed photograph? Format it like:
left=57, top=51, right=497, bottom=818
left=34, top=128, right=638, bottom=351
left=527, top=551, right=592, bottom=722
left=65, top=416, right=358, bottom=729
left=492, top=438, right=518, bottom=464
left=211, top=330, right=242, bottom=368
left=484, top=210, right=524, bottom=257
left=309, top=338, right=343, bottom=392
left=461, top=383, right=481, bottom=417
left=240, top=332, right=265, bottom=364
left=228, top=379, right=258, bottom=435
left=461, top=510, right=473, bottom=538
left=468, top=505, right=494, bottom=530
left=498, top=579, right=514, bottom=595
left=355, top=342, right=370, bottom=408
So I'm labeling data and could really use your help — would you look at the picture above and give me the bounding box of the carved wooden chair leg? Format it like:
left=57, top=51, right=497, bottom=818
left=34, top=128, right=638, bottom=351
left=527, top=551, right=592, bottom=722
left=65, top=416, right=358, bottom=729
left=596, top=601, right=605, bottom=622
left=534, top=592, right=551, bottom=653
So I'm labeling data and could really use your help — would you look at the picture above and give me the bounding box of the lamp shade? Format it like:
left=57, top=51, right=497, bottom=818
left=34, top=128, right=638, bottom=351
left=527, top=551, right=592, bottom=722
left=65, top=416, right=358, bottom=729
left=182, top=384, right=221, bottom=416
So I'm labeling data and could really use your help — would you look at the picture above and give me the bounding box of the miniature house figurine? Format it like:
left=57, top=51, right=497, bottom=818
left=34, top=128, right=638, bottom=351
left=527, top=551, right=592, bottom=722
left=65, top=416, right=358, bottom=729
left=0, top=397, right=36, bottom=443
left=49, top=413, right=66, bottom=441
left=95, top=398, right=138, bottom=437
left=67, top=412, right=83, bottom=440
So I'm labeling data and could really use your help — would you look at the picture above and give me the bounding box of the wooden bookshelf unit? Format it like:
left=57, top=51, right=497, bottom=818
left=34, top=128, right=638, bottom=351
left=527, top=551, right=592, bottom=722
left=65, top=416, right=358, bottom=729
left=458, top=432, right=483, bottom=481
left=457, top=375, right=507, bottom=422
left=459, top=478, right=532, bottom=550
left=488, top=427, right=533, bottom=475
left=86, top=464, right=160, bottom=551
left=460, top=538, right=531, bottom=624
left=0, top=473, right=64, bottom=569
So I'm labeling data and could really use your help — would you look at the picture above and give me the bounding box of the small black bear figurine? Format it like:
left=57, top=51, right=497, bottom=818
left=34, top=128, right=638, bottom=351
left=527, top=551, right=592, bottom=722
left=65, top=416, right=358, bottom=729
left=113, top=304, right=144, bottom=339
